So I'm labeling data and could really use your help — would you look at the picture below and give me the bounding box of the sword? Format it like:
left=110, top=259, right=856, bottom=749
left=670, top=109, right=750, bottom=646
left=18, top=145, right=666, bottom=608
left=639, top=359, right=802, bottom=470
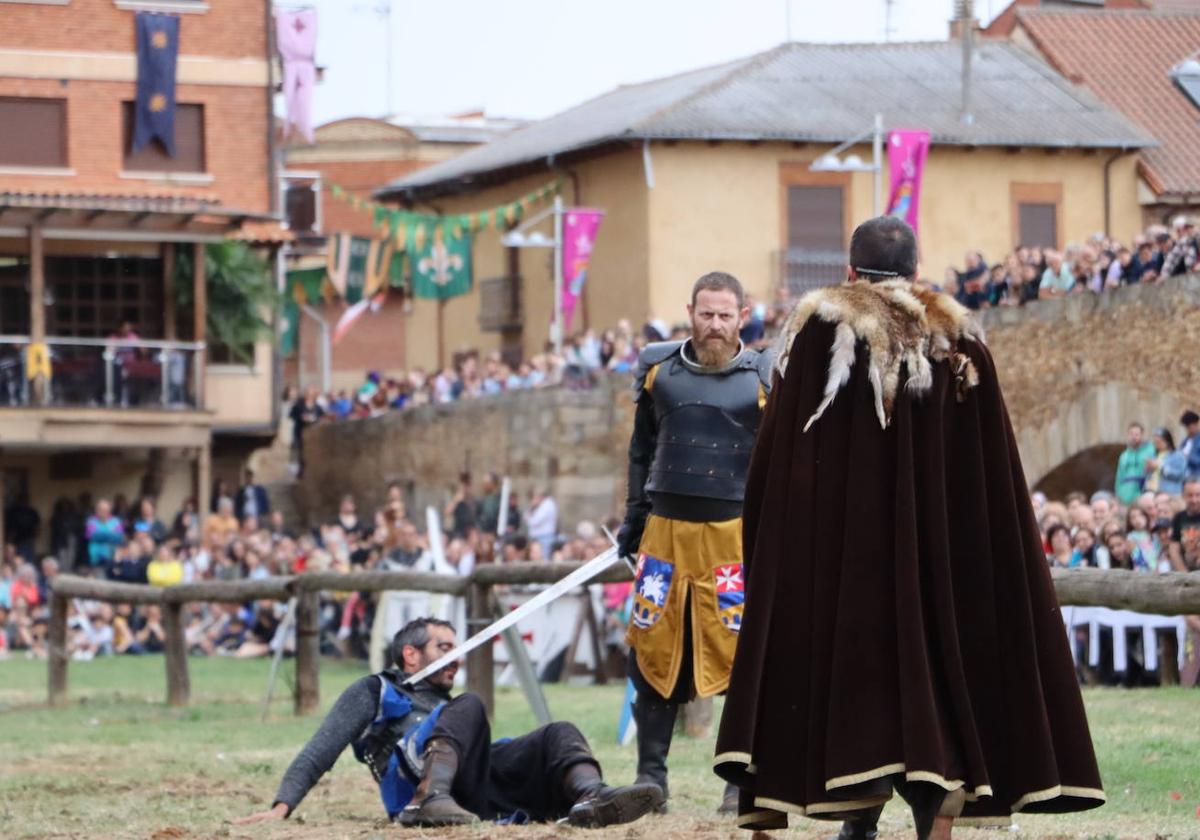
left=403, top=546, right=623, bottom=685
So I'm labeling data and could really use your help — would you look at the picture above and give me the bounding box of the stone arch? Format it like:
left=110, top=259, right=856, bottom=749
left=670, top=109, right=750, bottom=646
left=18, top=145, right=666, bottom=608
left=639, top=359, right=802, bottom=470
left=1015, top=382, right=1185, bottom=495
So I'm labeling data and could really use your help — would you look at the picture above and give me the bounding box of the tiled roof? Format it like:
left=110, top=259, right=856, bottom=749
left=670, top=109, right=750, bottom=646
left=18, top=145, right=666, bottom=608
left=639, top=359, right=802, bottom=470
left=1017, top=8, right=1200, bottom=197
left=229, top=221, right=295, bottom=244
left=0, top=189, right=223, bottom=213
left=378, top=40, right=1152, bottom=200
left=0, top=190, right=274, bottom=236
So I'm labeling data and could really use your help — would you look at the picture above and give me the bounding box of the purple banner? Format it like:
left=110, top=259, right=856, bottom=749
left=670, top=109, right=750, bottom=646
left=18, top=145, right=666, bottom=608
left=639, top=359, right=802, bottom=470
left=886, top=130, right=930, bottom=237
left=561, top=208, right=604, bottom=332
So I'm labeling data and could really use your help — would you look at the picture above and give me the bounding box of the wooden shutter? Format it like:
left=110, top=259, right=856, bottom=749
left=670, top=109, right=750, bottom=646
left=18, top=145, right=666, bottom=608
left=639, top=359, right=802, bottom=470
left=123, top=102, right=206, bottom=173
left=1018, top=202, right=1058, bottom=249
left=787, top=186, right=845, bottom=250
left=0, top=98, right=67, bottom=167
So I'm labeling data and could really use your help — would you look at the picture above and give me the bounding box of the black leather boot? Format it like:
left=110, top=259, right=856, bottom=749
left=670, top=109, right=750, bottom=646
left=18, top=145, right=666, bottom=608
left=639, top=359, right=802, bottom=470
left=831, top=804, right=884, bottom=839
left=563, top=762, right=664, bottom=828
left=717, top=782, right=739, bottom=815
left=396, top=739, right=478, bottom=827
left=633, top=699, right=677, bottom=812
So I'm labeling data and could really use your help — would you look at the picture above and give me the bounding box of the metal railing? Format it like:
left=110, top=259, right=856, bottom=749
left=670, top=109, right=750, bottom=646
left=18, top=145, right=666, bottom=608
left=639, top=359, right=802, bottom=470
left=0, top=335, right=206, bottom=410
left=776, top=247, right=847, bottom=297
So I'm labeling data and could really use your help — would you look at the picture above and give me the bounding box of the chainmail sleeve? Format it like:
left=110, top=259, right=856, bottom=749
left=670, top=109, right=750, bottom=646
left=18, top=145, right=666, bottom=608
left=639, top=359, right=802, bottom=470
left=273, top=674, right=381, bottom=814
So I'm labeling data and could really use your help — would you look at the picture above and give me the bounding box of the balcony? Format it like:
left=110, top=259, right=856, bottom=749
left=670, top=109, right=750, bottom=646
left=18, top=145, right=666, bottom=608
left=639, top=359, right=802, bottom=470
left=0, top=336, right=206, bottom=410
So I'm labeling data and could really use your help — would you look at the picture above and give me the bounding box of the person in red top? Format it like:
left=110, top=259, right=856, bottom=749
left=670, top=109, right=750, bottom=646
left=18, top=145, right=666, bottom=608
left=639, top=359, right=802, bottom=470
left=9, top=563, right=40, bottom=608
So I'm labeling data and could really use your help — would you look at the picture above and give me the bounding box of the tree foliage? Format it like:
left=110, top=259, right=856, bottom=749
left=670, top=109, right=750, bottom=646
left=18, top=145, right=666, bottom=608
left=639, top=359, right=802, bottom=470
left=174, top=242, right=279, bottom=364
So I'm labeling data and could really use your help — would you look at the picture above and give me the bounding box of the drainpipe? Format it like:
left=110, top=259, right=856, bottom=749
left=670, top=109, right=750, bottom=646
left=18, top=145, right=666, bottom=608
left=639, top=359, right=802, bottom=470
left=1103, top=148, right=1132, bottom=238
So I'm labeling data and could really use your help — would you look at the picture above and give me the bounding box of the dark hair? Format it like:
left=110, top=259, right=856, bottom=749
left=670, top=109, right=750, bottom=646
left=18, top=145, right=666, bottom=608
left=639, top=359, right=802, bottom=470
left=1181, top=410, right=1200, bottom=427
left=1153, top=427, right=1176, bottom=450
left=1045, top=523, right=1071, bottom=546
left=849, top=216, right=918, bottom=281
left=391, top=617, right=455, bottom=669
left=691, top=271, right=745, bottom=308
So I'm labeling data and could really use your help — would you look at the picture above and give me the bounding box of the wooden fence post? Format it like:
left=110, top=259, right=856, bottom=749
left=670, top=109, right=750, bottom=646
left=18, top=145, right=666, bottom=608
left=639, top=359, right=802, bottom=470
left=48, top=594, right=69, bottom=707
left=466, top=582, right=495, bottom=719
left=294, top=591, right=320, bottom=715
left=163, top=603, right=190, bottom=707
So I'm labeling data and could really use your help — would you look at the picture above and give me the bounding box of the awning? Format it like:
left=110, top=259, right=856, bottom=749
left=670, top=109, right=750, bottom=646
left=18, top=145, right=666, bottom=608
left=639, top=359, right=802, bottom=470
left=0, top=190, right=278, bottom=242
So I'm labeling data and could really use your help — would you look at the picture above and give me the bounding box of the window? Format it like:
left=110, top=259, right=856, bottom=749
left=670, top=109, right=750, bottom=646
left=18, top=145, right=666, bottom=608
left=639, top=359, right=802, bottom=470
left=779, top=163, right=852, bottom=295
left=1010, top=183, right=1062, bottom=250
left=208, top=340, right=255, bottom=366
left=0, top=97, right=67, bottom=167
left=45, top=256, right=163, bottom=338
left=0, top=258, right=32, bottom=334
left=122, top=101, right=205, bottom=173
left=1018, top=203, right=1058, bottom=249
left=285, top=183, right=318, bottom=234
left=787, top=186, right=845, bottom=251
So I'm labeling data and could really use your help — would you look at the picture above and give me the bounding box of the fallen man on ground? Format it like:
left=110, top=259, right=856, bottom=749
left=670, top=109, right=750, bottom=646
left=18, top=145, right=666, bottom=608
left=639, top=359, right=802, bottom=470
left=235, top=616, right=663, bottom=828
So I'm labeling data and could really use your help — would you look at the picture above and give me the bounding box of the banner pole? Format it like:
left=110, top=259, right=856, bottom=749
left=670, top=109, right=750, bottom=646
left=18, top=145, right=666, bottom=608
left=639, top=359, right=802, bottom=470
left=553, top=195, right=564, bottom=356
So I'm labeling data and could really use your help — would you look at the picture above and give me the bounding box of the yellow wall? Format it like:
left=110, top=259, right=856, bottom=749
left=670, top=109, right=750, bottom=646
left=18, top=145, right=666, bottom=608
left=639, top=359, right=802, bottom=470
left=206, top=339, right=275, bottom=429
left=916, top=147, right=1141, bottom=277
left=402, top=148, right=650, bottom=368
left=1, top=449, right=195, bottom=556
left=400, top=140, right=1141, bottom=366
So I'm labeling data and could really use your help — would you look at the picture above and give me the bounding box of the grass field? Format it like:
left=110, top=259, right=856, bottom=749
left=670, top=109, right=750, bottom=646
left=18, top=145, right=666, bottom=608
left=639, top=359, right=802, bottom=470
left=0, top=656, right=1197, bottom=839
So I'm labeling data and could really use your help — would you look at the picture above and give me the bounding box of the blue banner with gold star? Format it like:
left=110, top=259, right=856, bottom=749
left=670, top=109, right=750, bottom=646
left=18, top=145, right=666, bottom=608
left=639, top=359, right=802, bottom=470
left=133, top=12, right=180, bottom=155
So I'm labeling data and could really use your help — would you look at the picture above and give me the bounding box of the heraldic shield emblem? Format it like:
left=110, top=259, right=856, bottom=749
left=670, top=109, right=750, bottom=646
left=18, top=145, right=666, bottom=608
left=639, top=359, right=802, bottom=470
left=715, top=563, right=744, bottom=631
left=632, top=553, right=673, bottom=630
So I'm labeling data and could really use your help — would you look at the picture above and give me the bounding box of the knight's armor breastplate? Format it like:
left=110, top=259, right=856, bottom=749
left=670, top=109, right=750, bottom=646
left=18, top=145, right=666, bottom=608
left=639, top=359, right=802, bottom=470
left=645, top=344, right=764, bottom=503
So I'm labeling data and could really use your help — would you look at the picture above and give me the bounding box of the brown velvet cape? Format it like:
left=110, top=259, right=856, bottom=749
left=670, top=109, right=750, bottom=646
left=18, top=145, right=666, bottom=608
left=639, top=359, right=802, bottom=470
left=713, top=285, right=1104, bottom=830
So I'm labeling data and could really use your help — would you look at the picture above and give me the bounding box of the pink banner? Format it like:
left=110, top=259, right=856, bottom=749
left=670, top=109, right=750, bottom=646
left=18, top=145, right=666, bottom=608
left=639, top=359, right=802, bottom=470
left=276, top=9, right=317, bottom=144
left=561, top=208, right=604, bottom=332
left=886, top=129, right=930, bottom=237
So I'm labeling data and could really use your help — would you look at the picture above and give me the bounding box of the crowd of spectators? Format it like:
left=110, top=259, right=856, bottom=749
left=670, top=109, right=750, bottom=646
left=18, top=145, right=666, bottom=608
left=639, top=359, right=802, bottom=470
left=942, top=216, right=1200, bottom=310
left=289, top=299, right=778, bottom=428
left=0, top=468, right=629, bottom=663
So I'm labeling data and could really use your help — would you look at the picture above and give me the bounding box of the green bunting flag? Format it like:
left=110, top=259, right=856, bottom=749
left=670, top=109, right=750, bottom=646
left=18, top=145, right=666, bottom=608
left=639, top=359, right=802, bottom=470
left=281, top=266, right=326, bottom=356
left=410, top=220, right=471, bottom=300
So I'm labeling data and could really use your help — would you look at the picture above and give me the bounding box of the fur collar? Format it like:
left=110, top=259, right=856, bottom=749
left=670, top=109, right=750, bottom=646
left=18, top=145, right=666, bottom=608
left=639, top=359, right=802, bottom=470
left=776, top=280, right=984, bottom=431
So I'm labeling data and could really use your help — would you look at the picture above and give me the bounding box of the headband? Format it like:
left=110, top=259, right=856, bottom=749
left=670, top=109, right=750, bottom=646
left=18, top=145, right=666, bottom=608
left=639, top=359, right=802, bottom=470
left=853, top=266, right=902, bottom=278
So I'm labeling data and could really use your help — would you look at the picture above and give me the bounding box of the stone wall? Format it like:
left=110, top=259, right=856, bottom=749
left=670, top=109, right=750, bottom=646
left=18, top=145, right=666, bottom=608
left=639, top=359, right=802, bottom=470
left=981, top=274, right=1200, bottom=489
left=297, top=275, right=1200, bottom=526
left=295, top=378, right=636, bottom=530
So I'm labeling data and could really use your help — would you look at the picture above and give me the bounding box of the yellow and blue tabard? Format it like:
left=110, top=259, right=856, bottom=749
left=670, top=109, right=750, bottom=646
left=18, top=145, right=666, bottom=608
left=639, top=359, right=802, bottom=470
left=625, top=513, right=745, bottom=699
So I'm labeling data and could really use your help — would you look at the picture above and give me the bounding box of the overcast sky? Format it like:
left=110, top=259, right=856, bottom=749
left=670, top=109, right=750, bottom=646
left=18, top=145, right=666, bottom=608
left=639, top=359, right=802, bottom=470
left=291, top=0, right=1004, bottom=125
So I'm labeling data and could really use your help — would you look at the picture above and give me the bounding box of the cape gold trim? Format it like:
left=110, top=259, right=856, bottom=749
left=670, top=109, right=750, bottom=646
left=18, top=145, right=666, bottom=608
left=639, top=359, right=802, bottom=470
left=735, top=809, right=786, bottom=829
left=754, top=794, right=892, bottom=817
left=1011, top=784, right=1106, bottom=813
left=713, top=751, right=753, bottom=767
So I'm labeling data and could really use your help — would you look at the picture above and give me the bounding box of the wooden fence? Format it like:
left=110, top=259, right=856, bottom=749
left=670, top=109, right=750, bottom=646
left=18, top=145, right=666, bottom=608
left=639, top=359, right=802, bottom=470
left=46, top=561, right=636, bottom=714
left=45, top=565, right=1200, bottom=714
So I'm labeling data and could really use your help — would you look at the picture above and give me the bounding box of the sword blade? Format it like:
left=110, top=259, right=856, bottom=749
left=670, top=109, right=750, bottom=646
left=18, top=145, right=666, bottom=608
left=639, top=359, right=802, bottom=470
left=403, top=547, right=621, bottom=685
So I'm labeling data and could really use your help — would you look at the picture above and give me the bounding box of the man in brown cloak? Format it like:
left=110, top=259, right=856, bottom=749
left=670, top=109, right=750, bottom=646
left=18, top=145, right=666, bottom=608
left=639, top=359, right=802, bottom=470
left=714, top=217, right=1104, bottom=840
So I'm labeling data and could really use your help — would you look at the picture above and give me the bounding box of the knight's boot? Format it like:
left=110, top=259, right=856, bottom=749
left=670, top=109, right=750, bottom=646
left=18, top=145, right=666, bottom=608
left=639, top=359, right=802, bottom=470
left=563, top=762, right=664, bottom=828
left=396, top=738, right=478, bottom=827
left=717, top=782, right=739, bottom=815
left=633, top=699, right=677, bottom=813
left=830, top=804, right=884, bottom=840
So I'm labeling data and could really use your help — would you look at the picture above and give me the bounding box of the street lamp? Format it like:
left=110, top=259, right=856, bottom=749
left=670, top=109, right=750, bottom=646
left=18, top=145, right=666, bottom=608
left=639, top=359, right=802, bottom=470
left=809, top=113, right=885, bottom=217
left=1170, top=56, right=1200, bottom=112
left=501, top=195, right=565, bottom=355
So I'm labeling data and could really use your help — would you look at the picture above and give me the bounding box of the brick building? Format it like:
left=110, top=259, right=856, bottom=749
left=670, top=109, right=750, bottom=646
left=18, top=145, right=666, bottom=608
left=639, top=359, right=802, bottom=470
left=282, top=112, right=522, bottom=390
left=0, top=0, right=280, bottom=550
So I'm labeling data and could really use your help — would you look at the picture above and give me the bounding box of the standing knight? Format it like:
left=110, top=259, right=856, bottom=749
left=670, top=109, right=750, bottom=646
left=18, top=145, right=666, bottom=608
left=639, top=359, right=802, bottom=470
left=617, top=271, right=772, bottom=813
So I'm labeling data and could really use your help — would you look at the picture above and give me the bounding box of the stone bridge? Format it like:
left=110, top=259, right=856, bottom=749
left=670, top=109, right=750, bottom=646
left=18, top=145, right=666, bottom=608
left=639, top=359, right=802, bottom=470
left=983, top=274, right=1200, bottom=498
left=295, top=276, right=1200, bottom=525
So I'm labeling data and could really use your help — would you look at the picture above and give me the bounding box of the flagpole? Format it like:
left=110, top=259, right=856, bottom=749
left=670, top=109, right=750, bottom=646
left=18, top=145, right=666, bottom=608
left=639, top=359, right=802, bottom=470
left=552, top=195, right=564, bottom=356
left=437, top=297, right=446, bottom=370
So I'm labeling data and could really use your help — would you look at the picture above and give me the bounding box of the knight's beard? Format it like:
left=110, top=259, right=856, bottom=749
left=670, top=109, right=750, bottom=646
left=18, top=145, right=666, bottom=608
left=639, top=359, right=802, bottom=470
left=692, top=333, right=739, bottom=367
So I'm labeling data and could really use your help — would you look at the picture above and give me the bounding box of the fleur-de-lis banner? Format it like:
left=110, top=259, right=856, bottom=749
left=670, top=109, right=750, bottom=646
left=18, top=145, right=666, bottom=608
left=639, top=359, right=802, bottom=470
left=133, top=12, right=180, bottom=155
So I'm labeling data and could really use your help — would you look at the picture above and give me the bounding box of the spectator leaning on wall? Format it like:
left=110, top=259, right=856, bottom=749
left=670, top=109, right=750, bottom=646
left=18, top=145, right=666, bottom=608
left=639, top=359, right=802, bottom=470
left=1115, top=422, right=1156, bottom=506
